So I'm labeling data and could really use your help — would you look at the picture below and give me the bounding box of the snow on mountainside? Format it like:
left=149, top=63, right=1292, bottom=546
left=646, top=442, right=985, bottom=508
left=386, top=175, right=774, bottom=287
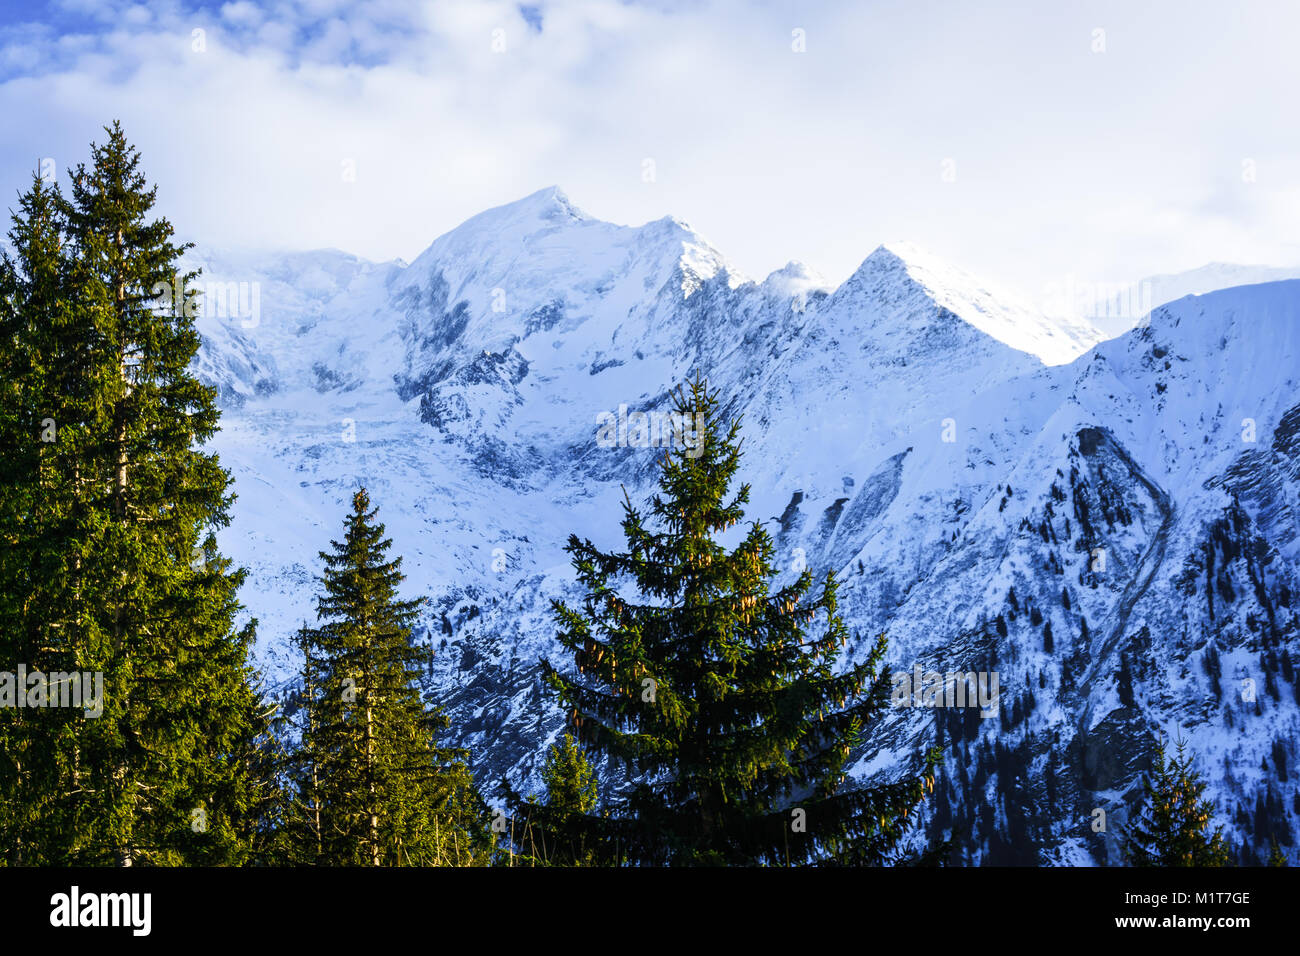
left=817, top=282, right=1300, bottom=863
left=868, top=240, right=1102, bottom=365
left=191, top=190, right=1299, bottom=865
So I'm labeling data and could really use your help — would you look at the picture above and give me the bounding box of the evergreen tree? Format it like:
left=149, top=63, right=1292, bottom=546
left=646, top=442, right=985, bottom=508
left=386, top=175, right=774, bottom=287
left=292, top=488, right=489, bottom=865
left=511, top=376, right=936, bottom=866
left=1268, top=837, right=1287, bottom=866
left=538, top=733, right=602, bottom=865
left=0, top=127, right=276, bottom=865
left=282, top=623, right=326, bottom=864
left=542, top=733, right=598, bottom=815
left=504, top=734, right=604, bottom=866
left=1125, top=736, right=1230, bottom=866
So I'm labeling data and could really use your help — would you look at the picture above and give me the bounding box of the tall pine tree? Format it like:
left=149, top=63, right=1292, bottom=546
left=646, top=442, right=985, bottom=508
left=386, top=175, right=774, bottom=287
left=0, top=125, right=276, bottom=865
left=509, top=376, right=936, bottom=865
left=1125, top=736, right=1230, bottom=866
left=291, top=488, right=489, bottom=865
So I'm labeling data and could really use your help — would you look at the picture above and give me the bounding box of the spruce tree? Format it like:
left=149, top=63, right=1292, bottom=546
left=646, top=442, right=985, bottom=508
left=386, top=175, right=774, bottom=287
left=507, top=734, right=604, bottom=866
left=542, top=733, right=598, bottom=815
left=1125, top=736, right=1230, bottom=866
left=292, top=488, right=489, bottom=865
left=1268, top=837, right=1287, bottom=866
left=0, top=126, right=276, bottom=864
left=511, top=376, right=936, bottom=866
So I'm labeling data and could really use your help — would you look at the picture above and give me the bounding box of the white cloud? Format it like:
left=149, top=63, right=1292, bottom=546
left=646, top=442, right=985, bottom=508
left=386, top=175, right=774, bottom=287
left=2, top=0, right=1298, bottom=300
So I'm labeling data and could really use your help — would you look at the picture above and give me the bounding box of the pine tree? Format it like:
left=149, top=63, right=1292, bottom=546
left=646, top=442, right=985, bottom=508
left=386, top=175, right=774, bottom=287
left=1268, top=837, right=1287, bottom=866
left=283, top=623, right=326, bottom=863
left=0, top=127, right=276, bottom=865
left=538, top=733, right=602, bottom=865
left=505, top=734, right=604, bottom=866
left=510, top=376, right=936, bottom=866
left=1125, top=736, right=1230, bottom=866
left=543, top=733, right=598, bottom=815
left=292, top=488, right=489, bottom=865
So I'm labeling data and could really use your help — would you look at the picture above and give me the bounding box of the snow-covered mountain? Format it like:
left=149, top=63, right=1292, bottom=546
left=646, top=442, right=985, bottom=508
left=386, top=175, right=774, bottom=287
left=1066, top=261, right=1300, bottom=339
left=192, top=188, right=1299, bottom=865
left=1144, top=262, right=1300, bottom=310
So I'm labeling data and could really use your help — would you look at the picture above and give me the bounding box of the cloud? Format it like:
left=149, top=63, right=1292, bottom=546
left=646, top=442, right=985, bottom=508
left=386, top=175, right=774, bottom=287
left=2, top=0, right=1298, bottom=300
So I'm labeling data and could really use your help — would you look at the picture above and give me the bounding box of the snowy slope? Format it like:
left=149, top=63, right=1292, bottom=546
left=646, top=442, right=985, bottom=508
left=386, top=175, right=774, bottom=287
left=818, top=283, right=1300, bottom=863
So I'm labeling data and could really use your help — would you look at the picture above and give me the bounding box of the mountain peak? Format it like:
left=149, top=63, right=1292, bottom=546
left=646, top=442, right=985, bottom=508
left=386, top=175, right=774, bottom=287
left=857, top=240, right=987, bottom=289
left=864, top=239, right=927, bottom=264
left=403, top=186, right=592, bottom=274
left=841, top=241, right=1102, bottom=365
left=473, top=185, right=589, bottom=228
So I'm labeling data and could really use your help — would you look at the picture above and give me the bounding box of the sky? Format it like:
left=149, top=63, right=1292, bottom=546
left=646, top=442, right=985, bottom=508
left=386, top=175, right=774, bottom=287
left=3, top=0, right=1299, bottom=314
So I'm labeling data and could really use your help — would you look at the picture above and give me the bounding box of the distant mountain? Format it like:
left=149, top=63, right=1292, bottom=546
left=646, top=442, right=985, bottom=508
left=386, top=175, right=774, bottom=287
left=1145, top=262, right=1300, bottom=307
left=190, top=190, right=1300, bottom=865
left=1071, top=261, right=1300, bottom=338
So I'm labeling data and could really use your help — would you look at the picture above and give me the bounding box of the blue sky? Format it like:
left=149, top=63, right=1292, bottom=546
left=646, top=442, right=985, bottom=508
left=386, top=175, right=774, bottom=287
left=3, top=0, right=1299, bottom=307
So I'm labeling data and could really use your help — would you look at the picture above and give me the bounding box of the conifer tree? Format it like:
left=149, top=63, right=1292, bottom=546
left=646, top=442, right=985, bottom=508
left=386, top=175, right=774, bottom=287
left=510, top=376, right=936, bottom=866
left=542, top=733, right=598, bottom=815
left=0, top=126, right=276, bottom=864
left=283, top=624, right=326, bottom=863
left=507, top=733, right=604, bottom=866
left=1125, top=736, right=1230, bottom=866
left=1267, top=837, right=1287, bottom=866
left=292, top=488, right=489, bottom=865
